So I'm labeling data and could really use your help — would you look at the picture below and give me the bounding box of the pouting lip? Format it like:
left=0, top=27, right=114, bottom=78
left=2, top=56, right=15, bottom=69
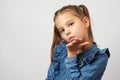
left=68, top=36, right=75, bottom=42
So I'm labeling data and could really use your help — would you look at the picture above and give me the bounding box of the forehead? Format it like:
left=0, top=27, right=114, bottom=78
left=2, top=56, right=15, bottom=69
left=55, top=11, right=78, bottom=20
left=55, top=12, right=78, bottom=27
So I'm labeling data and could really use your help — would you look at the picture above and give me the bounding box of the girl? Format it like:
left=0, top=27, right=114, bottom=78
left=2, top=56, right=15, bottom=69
left=46, top=4, right=110, bottom=80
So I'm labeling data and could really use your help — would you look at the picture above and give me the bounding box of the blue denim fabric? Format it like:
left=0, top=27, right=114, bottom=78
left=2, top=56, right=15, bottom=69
left=46, top=41, right=110, bottom=80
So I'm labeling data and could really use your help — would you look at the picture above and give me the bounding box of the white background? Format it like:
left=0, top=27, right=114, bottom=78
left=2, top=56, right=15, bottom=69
left=0, top=0, right=120, bottom=80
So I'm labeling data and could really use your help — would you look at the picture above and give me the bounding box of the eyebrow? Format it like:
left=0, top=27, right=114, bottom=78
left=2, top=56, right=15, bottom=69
left=66, top=19, right=73, bottom=25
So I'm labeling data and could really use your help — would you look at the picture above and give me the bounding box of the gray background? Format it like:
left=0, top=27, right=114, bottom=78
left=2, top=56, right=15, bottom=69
left=0, top=0, right=120, bottom=80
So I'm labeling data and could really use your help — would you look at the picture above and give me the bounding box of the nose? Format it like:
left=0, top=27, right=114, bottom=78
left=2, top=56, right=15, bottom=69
left=65, top=29, right=71, bottom=36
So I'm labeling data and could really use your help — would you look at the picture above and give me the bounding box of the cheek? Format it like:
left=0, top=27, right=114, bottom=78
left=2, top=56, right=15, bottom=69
left=61, top=34, right=68, bottom=41
left=74, top=28, right=86, bottom=39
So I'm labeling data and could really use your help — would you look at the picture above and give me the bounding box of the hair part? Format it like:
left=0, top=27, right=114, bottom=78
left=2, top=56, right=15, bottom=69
left=50, top=4, right=94, bottom=63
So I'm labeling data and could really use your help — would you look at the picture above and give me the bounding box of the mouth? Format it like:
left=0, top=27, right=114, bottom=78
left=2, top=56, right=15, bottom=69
left=68, top=36, right=75, bottom=42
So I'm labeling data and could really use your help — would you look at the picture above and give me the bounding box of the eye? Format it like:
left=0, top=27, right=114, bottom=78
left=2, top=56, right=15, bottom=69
left=68, top=22, right=74, bottom=27
left=59, top=29, right=65, bottom=33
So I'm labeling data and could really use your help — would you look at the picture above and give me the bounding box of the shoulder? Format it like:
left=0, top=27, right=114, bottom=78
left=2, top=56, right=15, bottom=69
left=98, top=48, right=110, bottom=58
left=54, top=41, right=67, bottom=53
left=53, top=41, right=67, bottom=61
left=91, top=48, right=110, bottom=66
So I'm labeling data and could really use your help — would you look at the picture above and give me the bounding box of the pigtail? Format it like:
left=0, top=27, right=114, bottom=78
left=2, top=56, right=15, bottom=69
left=79, top=4, right=90, bottom=18
left=79, top=4, right=94, bottom=43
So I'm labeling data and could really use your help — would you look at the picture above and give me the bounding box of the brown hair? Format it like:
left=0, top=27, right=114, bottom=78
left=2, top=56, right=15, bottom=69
left=50, top=4, right=94, bottom=63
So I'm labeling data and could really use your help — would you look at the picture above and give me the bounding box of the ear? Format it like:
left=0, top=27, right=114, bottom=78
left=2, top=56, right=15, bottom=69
left=82, top=16, right=90, bottom=28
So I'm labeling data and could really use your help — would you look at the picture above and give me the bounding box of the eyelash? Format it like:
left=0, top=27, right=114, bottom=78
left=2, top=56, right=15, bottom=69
left=68, top=22, right=74, bottom=27
left=59, top=22, right=74, bottom=33
left=59, top=29, right=64, bottom=33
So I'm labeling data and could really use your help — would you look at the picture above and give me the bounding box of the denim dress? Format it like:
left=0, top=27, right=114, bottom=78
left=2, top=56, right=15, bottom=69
left=46, top=41, right=110, bottom=80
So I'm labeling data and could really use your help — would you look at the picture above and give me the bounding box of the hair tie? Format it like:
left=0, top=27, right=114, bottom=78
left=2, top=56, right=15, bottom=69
left=79, top=5, right=83, bottom=11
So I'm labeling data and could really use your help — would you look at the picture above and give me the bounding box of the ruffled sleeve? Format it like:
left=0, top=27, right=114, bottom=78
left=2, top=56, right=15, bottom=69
left=53, top=41, right=67, bottom=76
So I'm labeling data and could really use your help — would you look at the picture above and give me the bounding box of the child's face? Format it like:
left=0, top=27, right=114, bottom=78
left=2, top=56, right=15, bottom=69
left=55, top=11, right=89, bottom=43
